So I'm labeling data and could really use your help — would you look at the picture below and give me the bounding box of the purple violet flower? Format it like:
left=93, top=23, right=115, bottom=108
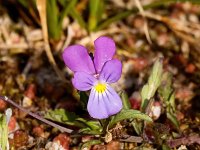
left=62, top=36, right=122, bottom=119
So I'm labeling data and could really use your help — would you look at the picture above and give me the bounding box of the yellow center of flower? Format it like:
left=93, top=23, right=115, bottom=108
left=94, top=82, right=106, bottom=93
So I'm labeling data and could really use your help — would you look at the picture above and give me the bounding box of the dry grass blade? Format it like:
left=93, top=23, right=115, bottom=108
left=134, top=0, right=152, bottom=45
left=144, top=12, right=200, bottom=46
left=36, top=0, right=67, bottom=82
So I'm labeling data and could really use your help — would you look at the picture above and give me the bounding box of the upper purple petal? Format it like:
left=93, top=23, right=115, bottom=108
left=62, top=45, right=95, bottom=74
left=94, top=36, right=116, bottom=73
left=87, top=85, right=122, bottom=119
left=99, top=59, right=122, bottom=83
left=72, top=72, right=97, bottom=91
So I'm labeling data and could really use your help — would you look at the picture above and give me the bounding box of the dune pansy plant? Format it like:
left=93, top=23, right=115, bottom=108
left=62, top=36, right=122, bottom=119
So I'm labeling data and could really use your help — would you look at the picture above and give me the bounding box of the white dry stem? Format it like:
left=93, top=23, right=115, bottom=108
left=134, top=0, right=152, bottom=44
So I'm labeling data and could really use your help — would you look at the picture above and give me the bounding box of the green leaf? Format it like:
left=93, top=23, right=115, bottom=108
left=46, top=0, right=61, bottom=40
left=158, top=71, right=179, bottom=129
left=18, top=0, right=29, bottom=8
left=58, top=0, right=70, bottom=7
left=166, top=111, right=179, bottom=130
left=79, top=127, right=102, bottom=135
left=169, top=92, right=175, bottom=111
left=108, top=109, right=152, bottom=128
left=59, top=0, right=77, bottom=27
left=80, top=140, right=102, bottom=149
left=162, top=144, right=171, bottom=150
left=88, top=0, right=104, bottom=31
left=141, top=58, right=163, bottom=111
left=75, top=118, right=101, bottom=131
left=131, top=120, right=142, bottom=135
left=121, top=91, right=131, bottom=109
left=79, top=91, right=89, bottom=109
left=158, top=72, right=173, bottom=102
left=0, top=108, right=12, bottom=150
left=45, top=108, right=78, bottom=122
left=45, top=109, right=102, bottom=132
left=45, top=109, right=85, bottom=128
left=69, top=7, right=86, bottom=29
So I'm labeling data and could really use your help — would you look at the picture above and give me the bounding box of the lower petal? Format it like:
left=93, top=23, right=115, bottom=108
left=87, top=85, right=122, bottom=119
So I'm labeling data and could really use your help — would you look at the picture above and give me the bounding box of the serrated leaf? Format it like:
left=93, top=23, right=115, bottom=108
left=108, top=109, right=152, bottom=128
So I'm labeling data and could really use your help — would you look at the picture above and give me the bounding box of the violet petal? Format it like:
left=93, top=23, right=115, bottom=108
left=99, top=59, right=122, bottom=83
left=87, top=85, right=122, bottom=119
left=94, top=36, right=116, bottom=73
left=72, top=72, right=97, bottom=91
left=62, top=45, right=95, bottom=74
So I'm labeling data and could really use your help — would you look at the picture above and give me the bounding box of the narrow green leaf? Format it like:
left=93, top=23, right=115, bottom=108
left=109, top=109, right=152, bottom=128
left=59, top=0, right=77, bottom=26
left=79, top=91, right=89, bottom=109
left=141, top=58, right=163, bottom=111
left=69, top=8, right=86, bottom=29
left=166, top=112, right=179, bottom=130
left=158, top=71, right=178, bottom=129
left=58, top=0, right=70, bottom=7
left=121, top=91, right=131, bottom=109
left=0, top=109, right=11, bottom=150
left=75, top=118, right=101, bottom=130
left=169, top=92, right=175, bottom=111
left=88, top=0, right=104, bottom=31
left=158, top=72, right=173, bottom=102
left=0, top=115, right=7, bottom=150
left=131, top=120, right=142, bottom=135
left=46, top=0, right=61, bottom=39
left=18, top=0, right=29, bottom=8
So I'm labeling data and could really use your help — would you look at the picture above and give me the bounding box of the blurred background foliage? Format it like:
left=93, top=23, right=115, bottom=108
left=1, top=0, right=200, bottom=41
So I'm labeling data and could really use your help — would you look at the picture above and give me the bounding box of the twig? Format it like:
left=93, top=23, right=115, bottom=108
left=0, top=95, right=73, bottom=134
left=0, top=43, right=29, bottom=49
left=120, top=135, right=143, bottom=143
left=167, top=135, right=200, bottom=148
left=144, top=12, right=200, bottom=48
